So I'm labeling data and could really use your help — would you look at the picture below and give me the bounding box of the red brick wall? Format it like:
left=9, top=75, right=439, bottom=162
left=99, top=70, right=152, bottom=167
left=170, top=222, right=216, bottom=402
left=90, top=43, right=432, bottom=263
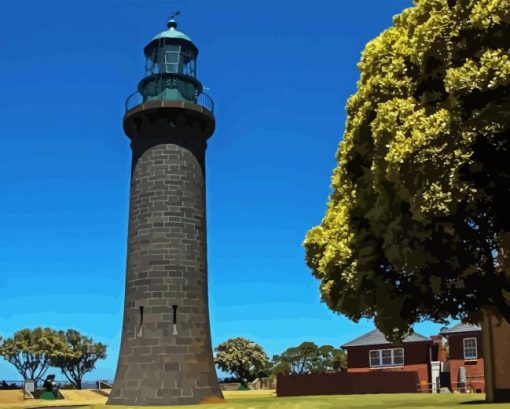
left=276, top=372, right=420, bottom=396
left=446, top=332, right=485, bottom=393
left=449, top=358, right=485, bottom=393
left=343, top=342, right=433, bottom=389
left=448, top=333, right=483, bottom=360
left=345, top=341, right=432, bottom=368
left=347, top=363, right=430, bottom=389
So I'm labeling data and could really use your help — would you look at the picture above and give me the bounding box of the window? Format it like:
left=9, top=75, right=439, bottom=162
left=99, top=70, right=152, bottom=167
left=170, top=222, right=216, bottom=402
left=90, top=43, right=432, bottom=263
left=370, top=350, right=380, bottom=366
left=165, top=51, right=179, bottom=64
left=369, top=348, right=404, bottom=367
left=393, top=348, right=404, bottom=365
left=463, top=337, right=477, bottom=359
left=164, top=51, right=179, bottom=73
left=137, top=306, right=144, bottom=338
left=382, top=349, right=392, bottom=365
left=180, top=49, right=196, bottom=77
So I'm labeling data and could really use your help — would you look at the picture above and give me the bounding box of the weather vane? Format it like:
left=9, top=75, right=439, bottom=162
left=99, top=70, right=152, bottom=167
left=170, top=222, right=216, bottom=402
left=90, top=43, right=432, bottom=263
left=169, top=10, right=180, bottom=20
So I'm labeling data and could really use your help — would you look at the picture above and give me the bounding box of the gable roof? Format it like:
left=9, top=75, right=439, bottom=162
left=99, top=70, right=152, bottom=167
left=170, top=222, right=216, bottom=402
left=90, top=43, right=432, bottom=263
left=341, top=329, right=430, bottom=348
left=440, top=323, right=481, bottom=335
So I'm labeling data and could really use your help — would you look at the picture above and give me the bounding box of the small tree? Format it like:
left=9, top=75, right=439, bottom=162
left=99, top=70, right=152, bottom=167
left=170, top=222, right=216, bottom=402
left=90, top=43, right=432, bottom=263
left=0, top=328, right=65, bottom=384
left=316, top=345, right=347, bottom=373
left=50, top=329, right=107, bottom=389
left=271, top=342, right=317, bottom=375
left=270, top=357, right=292, bottom=376
left=214, top=337, right=268, bottom=386
left=271, top=342, right=347, bottom=375
left=331, top=347, right=348, bottom=372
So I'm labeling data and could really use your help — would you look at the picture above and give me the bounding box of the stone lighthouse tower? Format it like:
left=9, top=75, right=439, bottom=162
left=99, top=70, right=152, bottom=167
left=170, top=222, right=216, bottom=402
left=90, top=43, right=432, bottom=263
left=108, top=16, right=223, bottom=406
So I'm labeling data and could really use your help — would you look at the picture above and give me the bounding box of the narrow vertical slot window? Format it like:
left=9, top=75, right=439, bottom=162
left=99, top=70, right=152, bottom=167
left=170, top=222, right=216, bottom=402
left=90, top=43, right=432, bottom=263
left=138, top=306, right=144, bottom=337
left=172, top=305, right=178, bottom=335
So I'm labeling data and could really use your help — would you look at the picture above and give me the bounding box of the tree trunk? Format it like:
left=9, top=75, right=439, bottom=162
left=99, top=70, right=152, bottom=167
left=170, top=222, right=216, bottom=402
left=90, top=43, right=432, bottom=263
left=481, top=309, right=495, bottom=402
left=482, top=309, right=510, bottom=402
left=483, top=231, right=510, bottom=402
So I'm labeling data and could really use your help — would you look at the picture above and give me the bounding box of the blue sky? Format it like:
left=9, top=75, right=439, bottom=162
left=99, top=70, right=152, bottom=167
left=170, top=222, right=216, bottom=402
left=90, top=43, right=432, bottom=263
left=0, top=0, right=450, bottom=381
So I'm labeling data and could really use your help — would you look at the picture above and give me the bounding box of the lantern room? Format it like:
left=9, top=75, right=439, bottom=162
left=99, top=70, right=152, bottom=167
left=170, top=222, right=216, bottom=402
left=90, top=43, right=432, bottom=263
left=137, top=19, right=203, bottom=103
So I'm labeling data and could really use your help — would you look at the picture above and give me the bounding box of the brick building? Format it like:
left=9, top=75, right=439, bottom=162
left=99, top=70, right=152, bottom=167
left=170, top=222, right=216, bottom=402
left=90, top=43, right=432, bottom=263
left=341, top=329, right=438, bottom=391
left=440, top=323, right=485, bottom=393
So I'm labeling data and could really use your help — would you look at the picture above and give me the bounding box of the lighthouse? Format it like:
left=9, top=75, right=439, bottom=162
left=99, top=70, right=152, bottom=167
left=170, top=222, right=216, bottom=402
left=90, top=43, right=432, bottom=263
left=108, top=16, right=223, bottom=405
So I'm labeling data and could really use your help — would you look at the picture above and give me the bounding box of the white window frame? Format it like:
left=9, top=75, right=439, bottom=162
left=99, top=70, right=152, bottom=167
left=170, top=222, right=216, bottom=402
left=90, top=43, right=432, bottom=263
left=463, top=337, right=478, bottom=359
left=369, top=348, right=405, bottom=367
left=164, top=49, right=180, bottom=73
left=393, top=347, right=404, bottom=365
left=369, top=350, right=380, bottom=367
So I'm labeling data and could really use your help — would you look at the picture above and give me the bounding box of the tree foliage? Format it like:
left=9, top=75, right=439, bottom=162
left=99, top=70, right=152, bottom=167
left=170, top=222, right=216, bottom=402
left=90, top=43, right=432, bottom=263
left=214, top=338, right=269, bottom=386
left=49, top=329, right=107, bottom=389
left=0, top=328, right=66, bottom=383
left=304, top=0, right=510, bottom=341
left=271, top=342, right=347, bottom=375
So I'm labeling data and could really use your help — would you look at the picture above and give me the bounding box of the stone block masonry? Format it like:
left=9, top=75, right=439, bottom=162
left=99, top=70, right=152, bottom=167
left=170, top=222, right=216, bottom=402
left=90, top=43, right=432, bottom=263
left=108, top=118, right=222, bottom=405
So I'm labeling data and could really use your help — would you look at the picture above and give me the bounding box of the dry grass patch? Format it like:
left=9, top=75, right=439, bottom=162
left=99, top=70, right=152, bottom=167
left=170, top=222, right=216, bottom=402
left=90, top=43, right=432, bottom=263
left=223, top=390, right=276, bottom=399
left=59, top=390, right=108, bottom=403
left=0, top=389, right=107, bottom=409
left=0, top=391, right=24, bottom=405
left=1, top=390, right=506, bottom=409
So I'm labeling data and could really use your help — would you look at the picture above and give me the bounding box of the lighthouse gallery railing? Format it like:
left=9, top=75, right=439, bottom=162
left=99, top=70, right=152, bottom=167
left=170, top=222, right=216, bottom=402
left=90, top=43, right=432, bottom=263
left=125, top=90, right=214, bottom=113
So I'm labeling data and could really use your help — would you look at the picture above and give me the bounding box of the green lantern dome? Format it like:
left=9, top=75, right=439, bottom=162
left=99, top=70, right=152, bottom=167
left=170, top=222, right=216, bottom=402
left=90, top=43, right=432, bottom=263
left=137, top=18, right=202, bottom=107
left=152, top=20, right=193, bottom=42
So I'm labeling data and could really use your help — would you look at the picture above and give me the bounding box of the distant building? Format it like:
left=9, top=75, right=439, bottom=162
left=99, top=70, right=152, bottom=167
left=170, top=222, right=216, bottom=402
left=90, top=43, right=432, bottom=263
left=341, top=329, right=438, bottom=390
left=278, top=325, right=489, bottom=396
left=440, top=323, right=484, bottom=393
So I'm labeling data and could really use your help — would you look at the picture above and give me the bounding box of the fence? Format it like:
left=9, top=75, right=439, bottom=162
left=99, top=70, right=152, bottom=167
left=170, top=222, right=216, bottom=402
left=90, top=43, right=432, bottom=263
left=451, top=380, right=485, bottom=394
left=415, top=380, right=485, bottom=394
left=219, top=378, right=276, bottom=391
left=277, top=372, right=420, bottom=397
left=416, top=382, right=442, bottom=393
left=0, top=380, right=113, bottom=390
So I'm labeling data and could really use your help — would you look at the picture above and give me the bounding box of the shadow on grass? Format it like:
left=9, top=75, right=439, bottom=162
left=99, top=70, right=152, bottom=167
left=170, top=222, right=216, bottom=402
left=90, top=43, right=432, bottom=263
left=459, top=400, right=488, bottom=405
left=459, top=400, right=510, bottom=405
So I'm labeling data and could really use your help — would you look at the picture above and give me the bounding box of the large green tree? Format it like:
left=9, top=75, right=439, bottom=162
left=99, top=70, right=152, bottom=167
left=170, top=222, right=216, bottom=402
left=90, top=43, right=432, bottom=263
left=271, top=342, right=347, bottom=375
left=49, top=329, right=107, bottom=389
left=304, top=0, right=510, bottom=341
left=214, top=337, right=269, bottom=386
left=0, top=328, right=66, bottom=384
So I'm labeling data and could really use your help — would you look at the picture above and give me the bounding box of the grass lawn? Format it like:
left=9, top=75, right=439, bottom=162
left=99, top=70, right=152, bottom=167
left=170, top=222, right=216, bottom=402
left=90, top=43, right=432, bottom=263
left=2, top=390, right=510, bottom=409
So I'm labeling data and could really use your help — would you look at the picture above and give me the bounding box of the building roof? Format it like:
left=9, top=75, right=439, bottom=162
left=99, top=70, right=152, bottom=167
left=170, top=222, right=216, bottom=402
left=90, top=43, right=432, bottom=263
left=341, top=329, right=430, bottom=348
left=439, top=323, right=481, bottom=335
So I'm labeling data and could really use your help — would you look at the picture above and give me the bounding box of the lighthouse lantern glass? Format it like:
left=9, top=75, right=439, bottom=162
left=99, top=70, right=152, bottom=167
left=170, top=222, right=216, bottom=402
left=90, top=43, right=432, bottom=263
left=145, top=40, right=197, bottom=78
left=125, top=19, right=213, bottom=113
